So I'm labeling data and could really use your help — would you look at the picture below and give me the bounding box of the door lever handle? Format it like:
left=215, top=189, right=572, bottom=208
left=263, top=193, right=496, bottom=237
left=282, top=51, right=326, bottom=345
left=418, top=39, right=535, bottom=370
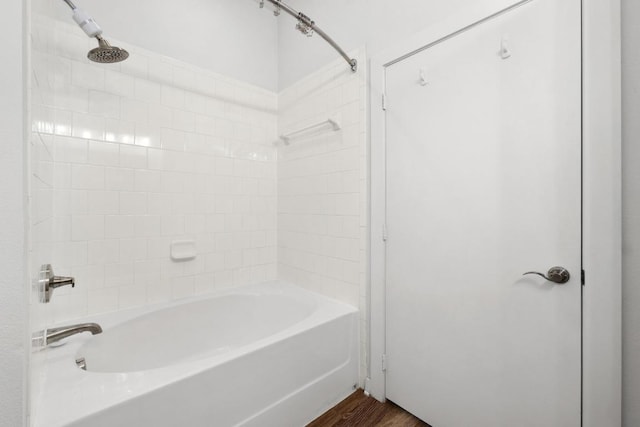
left=523, top=266, right=570, bottom=284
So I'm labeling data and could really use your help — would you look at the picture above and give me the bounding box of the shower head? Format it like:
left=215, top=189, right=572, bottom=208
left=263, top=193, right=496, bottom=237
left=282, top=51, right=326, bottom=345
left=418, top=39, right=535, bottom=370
left=88, top=36, right=129, bottom=64
left=62, top=0, right=129, bottom=64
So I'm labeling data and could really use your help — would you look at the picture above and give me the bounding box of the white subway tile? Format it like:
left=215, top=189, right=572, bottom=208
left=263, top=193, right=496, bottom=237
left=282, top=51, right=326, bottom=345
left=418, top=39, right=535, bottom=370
left=216, top=80, right=235, bottom=101
left=148, top=103, right=173, bottom=125
left=54, top=136, right=88, bottom=164
left=88, top=239, right=119, bottom=265
left=147, top=237, right=172, bottom=259
left=170, top=276, right=195, bottom=300
left=172, top=110, right=196, bottom=132
left=120, top=53, right=149, bottom=79
left=119, top=144, right=147, bottom=169
left=160, top=128, right=186, bottom=151
left=121, top=98, right=149, bottom=123
left=70, top=215, right=104, bottom=241
left=118, top=285, right=147, bottom=309
left=161, top=215, right=184, bottom=236
left=72, top=61, right=105, bottom=91
left=216, top=157, right=234, bottom=176
left=120, top=192, right=148, bottom=215
left=52, top=241, right=88, bottom=268
left=333, top=193, right=359, bottom=216
left=104, top=119, right=135, bottom=144
left=71, top=164, right=105, bottom=190
left=105, top=215, right=135, bottom=239
left=148, top=193, right=172, bottom=215
left=184, top=92, right=207, bottom=114
left=205, top=98, right=225, bottom=117
left=119, top=238, right=148, bottom=262
left=134, top=79, right=162, bottom=103
left=87, top=287, right=119, bottom=314
left=88, top=91, right=121, bottom=119
left=51, top=216, right=70, bottom=242
left=225, top=251, right=242, bottom=269
left=54, top=30, right=90, bottom=62
left=72, top=112, right=105, bottom=140
left=105, top=70, right=135, bottom=98
left=55, top=85, right=89, bottom=113
left=173, top=66, right=196, bottom=90
left=88, top=140, right=119, bottom=167
left=134, top=169, right=162, bottom=192
left=32, top=104, right=55, bottom=134
left=161, top=86, right=185, bottom=109
left=185, top=214, right=206, bottom=234
left=134, top=259, right=162, bottom=283
left=135, top=215, right=162, bottom=238
left=54, top=110, right=74, bottom=136
left=206, top=214, right=226, bottom=233
left=134, top=123, right=162, bottom=148
left=146, top=148, right=165, bottom=170
left=87, top=191, right=119, bottom=215
left=195, top=274, right=216, bottom=295
left=105, top=167, right=135, bottom=191
left=146, top=280, right=171, bottom=304
left=194, top=73, right=217, bottom=97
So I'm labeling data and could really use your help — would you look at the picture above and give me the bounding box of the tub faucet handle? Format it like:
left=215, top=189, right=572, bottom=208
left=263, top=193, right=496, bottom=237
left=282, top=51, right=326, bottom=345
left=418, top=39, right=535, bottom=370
left=39, top=264, right=75, bottom=303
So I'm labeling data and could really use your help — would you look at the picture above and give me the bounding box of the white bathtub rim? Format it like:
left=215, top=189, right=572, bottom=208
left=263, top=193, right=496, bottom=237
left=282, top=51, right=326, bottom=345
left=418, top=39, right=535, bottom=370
left=34, top=280, right=358, bottom=427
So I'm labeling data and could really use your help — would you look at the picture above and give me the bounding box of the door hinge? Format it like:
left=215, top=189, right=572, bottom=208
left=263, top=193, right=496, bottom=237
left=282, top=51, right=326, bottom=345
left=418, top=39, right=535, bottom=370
left=382, top=224, right=388, bottom=242
left=382, top=93, right=387, bottom=111
left=382, top=354, right=387, bottom=372
left=581, top=269, right=585, bottom=286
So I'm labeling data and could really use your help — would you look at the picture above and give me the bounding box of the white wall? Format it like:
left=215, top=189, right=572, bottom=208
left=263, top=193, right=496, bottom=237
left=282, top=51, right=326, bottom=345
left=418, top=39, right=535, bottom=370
left=0, top=0, right=27, bottom=426
left=277, top=0, right=522, bottom=88
left=622, top=0, right=640, bottom=425
left=50, top=0, right=278, bottom=91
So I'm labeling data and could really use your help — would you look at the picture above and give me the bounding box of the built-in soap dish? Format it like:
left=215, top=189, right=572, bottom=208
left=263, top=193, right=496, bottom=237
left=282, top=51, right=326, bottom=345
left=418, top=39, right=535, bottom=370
left=170, top=240, right=197, bottom=261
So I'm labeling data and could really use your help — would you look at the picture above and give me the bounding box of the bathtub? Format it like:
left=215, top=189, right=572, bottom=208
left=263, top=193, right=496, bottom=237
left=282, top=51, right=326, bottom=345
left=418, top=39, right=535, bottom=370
left=33, top=281, right=359, bottom=427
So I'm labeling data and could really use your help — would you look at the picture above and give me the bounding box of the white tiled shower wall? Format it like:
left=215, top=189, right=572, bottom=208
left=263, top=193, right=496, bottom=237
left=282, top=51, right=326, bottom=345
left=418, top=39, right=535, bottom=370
left=30, top=16, right=278, bottom=326
left=30, top=9, right=368, bottom=387
left=277, top=50, right=368, bottom=381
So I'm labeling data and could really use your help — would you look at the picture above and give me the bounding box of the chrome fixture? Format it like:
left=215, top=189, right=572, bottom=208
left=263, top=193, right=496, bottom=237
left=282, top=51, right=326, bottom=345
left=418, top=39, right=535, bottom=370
left=295, top=13, right=314, bottom=37
left=76, top=357, right=87, bottom=370
left=523, top=266, right=571, bottom=284
left=39, top=264, right=75, bottom=303
left=261, top=0, right=357, bottom=72
left=60, top=0, right=129, bottom=63
left=33, top=323, right=103, bottom=347
left=88, top=36, right=130, bottom=63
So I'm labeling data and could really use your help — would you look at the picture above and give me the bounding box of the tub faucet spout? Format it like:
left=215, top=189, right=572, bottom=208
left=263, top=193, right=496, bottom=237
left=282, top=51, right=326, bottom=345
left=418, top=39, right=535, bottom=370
left=41, top=323, right=103, bottom=346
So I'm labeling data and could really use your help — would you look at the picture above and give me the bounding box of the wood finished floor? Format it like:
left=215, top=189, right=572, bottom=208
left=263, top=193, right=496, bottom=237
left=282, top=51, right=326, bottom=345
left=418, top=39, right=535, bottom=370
left=307, top=390, right=430, bottom=427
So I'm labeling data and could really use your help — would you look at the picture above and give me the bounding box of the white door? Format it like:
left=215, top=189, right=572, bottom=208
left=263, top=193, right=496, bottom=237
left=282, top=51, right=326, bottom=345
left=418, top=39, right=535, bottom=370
left=384, top=1, right=582, bottom=426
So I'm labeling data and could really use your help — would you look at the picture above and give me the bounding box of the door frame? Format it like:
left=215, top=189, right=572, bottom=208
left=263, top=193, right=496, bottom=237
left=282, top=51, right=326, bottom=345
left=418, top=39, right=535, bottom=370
left=367, top=1, right=621, bottom=425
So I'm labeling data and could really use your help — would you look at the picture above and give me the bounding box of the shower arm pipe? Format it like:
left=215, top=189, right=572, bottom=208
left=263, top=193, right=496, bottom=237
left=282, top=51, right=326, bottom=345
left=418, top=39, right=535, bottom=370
left=62, top=0, right=77, bottom=10
left=264, top=0, right=357, bottom=72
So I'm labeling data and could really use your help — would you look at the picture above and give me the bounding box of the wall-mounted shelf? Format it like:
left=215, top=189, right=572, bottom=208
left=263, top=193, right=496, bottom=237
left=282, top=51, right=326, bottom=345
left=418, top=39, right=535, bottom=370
left=276, top=118, right=341, bottom=145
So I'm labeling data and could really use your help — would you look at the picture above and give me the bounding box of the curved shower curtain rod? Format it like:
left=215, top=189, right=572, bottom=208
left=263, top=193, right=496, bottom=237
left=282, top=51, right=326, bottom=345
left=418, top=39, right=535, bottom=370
left=260, top=0, right=358, bottom=72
